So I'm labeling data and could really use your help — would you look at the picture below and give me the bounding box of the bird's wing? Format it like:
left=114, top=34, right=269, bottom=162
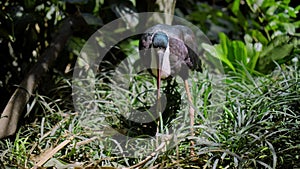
left=173, top=25, right=198, bottom=52
left=173, top=25, right=201, bottom=71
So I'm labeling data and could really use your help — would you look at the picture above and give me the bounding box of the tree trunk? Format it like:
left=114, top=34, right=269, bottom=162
left=0, top=12, right=88, bottom=139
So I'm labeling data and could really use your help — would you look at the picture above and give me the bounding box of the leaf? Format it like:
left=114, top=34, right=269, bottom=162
left=266, top=140, right=277, bottom=169
left=248, top=51, right=260, bottom=72
left=24, top=0, right=36, bottom=9
left=219, top=32, right=229, bottom=56
left=202, top=43, right=236, bottom=72
left=250, top=30, right=269, bottom=45
left=232, top=41, right=247, bottom=65
left=283, top=22, right=296, bottom=35
left=82, top=13, right=103, bottom=26
left=245, top=40, right=259, bottom=72
left=260, top=35, right=292, bottom=58
left=256, top=35, right=295, bottom=73
left=65, top=0, right=88, bottom=4
left=219, top=33, right=235, bottom=63
left=67, top=37, right=86, bottom=56
left=231, top=0, right=240, bottom=15
left=266, top=4, right=278, bottom=16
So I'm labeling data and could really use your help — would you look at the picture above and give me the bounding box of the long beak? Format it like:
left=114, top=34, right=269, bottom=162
left=157, top=53, right=162, bottom=100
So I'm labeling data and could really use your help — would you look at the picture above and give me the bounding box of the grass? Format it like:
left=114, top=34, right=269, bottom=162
left=0, top=59, right=299, bottom=168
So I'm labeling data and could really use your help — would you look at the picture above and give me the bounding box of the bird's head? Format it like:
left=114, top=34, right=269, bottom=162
left=150, top=31, right=171, bottom=79
left=152, top=32, right=168, bottom=49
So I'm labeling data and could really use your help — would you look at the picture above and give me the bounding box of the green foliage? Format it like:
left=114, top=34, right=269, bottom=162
left=169, top=64, right=299, bottom=169
left=204, top=32, right=299, bottom=76
left=186, top=1, right=300, bottom=78
left=225, top=0, right=300, bottom=40
left=244, top=0, right=300, bottom=38
left=203, top=33, right=248, bottom=73
left=257, top=35, right=299, bottom=73
left=186, top=2, right=244, bottom=41
left=215, top=64, right=300, bottom=168
left=0, top=0, right=299, bottom=168
left=7, top=131, right=30, bottom=166
left=1, top=63, right=299, bottom=168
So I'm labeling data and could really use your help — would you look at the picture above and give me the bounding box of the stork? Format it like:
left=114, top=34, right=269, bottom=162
left=139, top=24, right=201, bottom=155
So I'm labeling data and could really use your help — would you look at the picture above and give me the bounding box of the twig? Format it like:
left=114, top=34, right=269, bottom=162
left=32, top=136, right=74, bottom=168
left=75, top=136, right=98, bottom=147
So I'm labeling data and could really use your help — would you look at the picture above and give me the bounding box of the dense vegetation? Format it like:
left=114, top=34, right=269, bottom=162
left=0, top=0, right=299, bottom=168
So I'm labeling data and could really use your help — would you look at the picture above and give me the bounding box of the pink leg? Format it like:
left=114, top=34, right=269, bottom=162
left=184, top=80, right=195, bottom=156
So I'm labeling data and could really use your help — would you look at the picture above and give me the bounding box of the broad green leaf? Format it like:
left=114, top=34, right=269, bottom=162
left=219, top=32, right=229, bottom=56
left=215, top=45, right=236, bottom=71
left=232, top=41, right=247, bottom=65
left=245, top=37, right=262, bottom=70
left=295, top=4, right=300, bottom=11
left=250, top=30, right=269, bottom=45
left=231, top=0, right=240, bottom=15
left=265, top=43, right=293, bottom=61
left=294, top=20, right=300, bottom=27
left=222, top=34, right=235, bottom=63
left=256, top=35, right=295, bottom=73
left=260, top=35, right=291, bottom=58
left=283, top=23, right=296, bottom=35
left=266, top=4, right=277, bottom=16
left=202, top=43, right=236, bottom=72
left=287, top=7, right=297, bottom=18
left=248, top=52, right=260, bottom=72
left=262, top=0, right=276, bottom=10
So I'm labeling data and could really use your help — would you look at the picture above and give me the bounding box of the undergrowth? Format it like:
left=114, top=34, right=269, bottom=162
left=0, top=63, right=299, bottom=168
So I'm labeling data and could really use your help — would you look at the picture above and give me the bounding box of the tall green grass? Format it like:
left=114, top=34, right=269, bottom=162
left=0, top=62, right=299, bottom=168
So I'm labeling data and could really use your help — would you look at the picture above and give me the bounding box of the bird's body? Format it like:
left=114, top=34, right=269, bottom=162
left=139, top=24, right=201, bottom=155
left=139, top=24, right=201, bottom=80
